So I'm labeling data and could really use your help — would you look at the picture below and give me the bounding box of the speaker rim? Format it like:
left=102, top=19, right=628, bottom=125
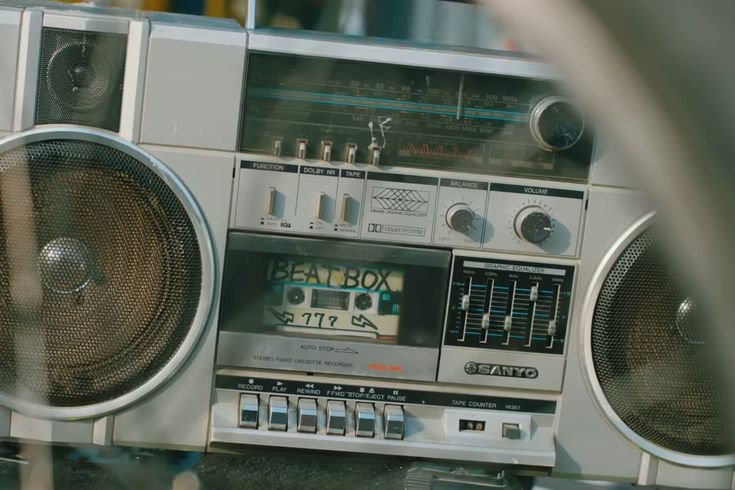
left=580, top=211, right=735, bottom=467
left=0, top=126, right=216, bottom=420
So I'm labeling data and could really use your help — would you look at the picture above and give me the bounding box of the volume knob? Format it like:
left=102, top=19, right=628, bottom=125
left=446, top=203, right=475, bottom=234
left=515, top=206, right=552, bottom=243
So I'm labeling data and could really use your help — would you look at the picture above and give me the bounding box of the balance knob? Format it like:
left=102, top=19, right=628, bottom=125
left=515, top=206, right=552, bottom=243
left=446, top=203, right=475, bottom=234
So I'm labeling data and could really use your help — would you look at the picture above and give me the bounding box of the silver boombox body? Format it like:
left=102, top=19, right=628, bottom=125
left=0, top=4, right=731, bottom=488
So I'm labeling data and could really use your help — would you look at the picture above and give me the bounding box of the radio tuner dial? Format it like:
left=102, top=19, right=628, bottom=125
left=445, top=203, right=475, bottom=234
left=529, top=95, right=585, bottom=152
left=514, top=206, right=552, bottom=244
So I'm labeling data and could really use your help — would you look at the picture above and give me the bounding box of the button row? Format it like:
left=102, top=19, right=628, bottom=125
left=239, top=394, right=404, bottom=440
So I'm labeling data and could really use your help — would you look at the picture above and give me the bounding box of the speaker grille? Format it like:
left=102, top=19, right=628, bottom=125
left=591, top=229, right=728, bottom=456
left=35, top=28, right=127, bottom=131
left=0, top=137, right=202, bottom=409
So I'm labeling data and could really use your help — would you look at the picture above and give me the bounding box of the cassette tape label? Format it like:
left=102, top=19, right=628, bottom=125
left=265, top=257, right=404, bottom=340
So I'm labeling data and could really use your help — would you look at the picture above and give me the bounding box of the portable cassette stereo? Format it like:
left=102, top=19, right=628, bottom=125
left=0, top=3, right=732, bottom=489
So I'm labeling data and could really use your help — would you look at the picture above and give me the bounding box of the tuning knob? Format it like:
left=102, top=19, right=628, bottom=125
left=446, top=203, right=475, bottom=234
left=529, top=96, right=585, bottom=152
left=514, top=206, right=552, bottom=243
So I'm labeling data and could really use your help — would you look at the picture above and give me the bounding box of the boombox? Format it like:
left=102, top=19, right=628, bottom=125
left=0, top=3, right=732, bottom=488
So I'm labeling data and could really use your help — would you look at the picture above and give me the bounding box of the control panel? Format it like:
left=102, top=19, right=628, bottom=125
left=233, top=161, right=586, bottom=257
left=211, top=372, right=557, bottom=466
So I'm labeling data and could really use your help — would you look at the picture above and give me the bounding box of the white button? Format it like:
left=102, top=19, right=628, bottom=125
left=268, top=396, right=288, bottom=431
left=239, top=394, right=259, bottom=429
left=460, top=294, right=470, bottom=311
left=296, top=139, right=307, bottom=159
left=355, top=403, right=375, bottom=437
left=326, top=400, right=346, bottom=435
left=346, top=144, right=357, bottom=163
left=384, top=405, right=404, bottom=440
left=321, top=141, right=332, bottom=162
left=297, top=398, right=317, bottom=433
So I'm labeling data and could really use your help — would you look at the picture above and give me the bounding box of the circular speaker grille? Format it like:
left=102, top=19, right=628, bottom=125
left=590, top=227, right=729, bottom=457
left=0, top=132, right=208, bottom=415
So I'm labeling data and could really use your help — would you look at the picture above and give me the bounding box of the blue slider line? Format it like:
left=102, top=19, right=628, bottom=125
left=250, top=93, right=525, bottom=124
left=250, top=87, right=528, bottom=116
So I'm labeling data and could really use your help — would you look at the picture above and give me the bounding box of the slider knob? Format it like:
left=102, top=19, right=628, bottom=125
left=446, top=203, right=475, bottom=234
left=515, top=206, right=552, bottom=243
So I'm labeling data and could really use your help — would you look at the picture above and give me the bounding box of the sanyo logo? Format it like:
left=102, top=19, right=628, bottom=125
left=464, top=361, right=538, bottom=379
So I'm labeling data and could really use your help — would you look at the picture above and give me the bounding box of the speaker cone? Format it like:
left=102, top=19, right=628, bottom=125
left=0, top=128, right=213, bottom=419
left=585, top=214, right=732, bottom=466
left=35, top=28, right=127, bottom=131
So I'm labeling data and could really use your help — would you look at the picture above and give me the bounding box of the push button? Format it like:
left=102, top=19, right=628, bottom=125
left=502, top=422, right=522, bottom=440
left=355, top=403, right=375, bottom=437
left=383, top=405, right=404, bottom=440
left=297, top=398, right=318, bottom=433
left=326, top=400, right=346, bottom=435
left=239, top=394, right=259, bottom=429
left=268, top=396, right=288, bottom=431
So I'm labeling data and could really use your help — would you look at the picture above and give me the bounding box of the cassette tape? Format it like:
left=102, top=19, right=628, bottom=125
left=263, top=258, right=404, bottom=340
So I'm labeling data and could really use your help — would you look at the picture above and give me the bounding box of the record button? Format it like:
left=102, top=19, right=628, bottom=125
left=355, top=403, right=376, bottom=437
left=239, top=394, right=259, bottom=429
left=268, top=396, right=288, bottom=431
left=326, top=400, right=346, bottom=435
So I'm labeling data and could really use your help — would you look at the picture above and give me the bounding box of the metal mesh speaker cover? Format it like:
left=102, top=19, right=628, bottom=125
left=591, top=229, right=729, bottom=456
left=0, top=136, right=203, bottom=410
left=35, top=27, right=127, bottom=131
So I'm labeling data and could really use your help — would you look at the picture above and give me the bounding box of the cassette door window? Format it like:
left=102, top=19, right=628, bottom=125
left=219, top=233, right=449, bottom=347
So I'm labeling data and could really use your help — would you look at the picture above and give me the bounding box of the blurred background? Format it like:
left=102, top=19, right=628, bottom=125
left=47, top=0, right=524, bottom=53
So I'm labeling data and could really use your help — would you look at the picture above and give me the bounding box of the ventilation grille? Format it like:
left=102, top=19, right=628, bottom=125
left=0, top=138, right=202, bottom=408
left=591, top=229, right=729, bottom=456
left=35, top=27, right=127, bottom=131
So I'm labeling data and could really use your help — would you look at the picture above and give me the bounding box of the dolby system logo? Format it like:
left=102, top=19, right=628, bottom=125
left=464, top=361, right=539, bottom=379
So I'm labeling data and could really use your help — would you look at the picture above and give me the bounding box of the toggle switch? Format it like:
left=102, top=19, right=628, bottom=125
left=273, top=138, right=282, bottom=157
left=296, top=139, right=308, bottom=159
left=239, top=394, right=259, bottom=429
left=315, top=191, right=326, bottom=220
left=265, top=187, right=276, bottom=217
left=340, top=194, right=351, bottom=224
left=320, top=140, right=333, bottom=162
